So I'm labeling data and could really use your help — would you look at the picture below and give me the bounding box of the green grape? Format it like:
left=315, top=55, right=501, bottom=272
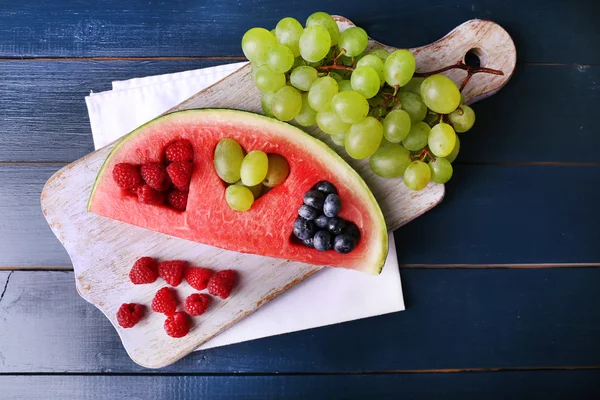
left=328, top=72, right=344, bottom=82
left=226, top=184, right=254, bottom=212
left=351, top=66, right=380, bottom=99
left=369, top=105, right=388, bottom=118
left=331, top=90, right=369, bottom=124
left=448, top=105, right=476, bottom=133
left=400, top=77, right=424, bottom=95
left=299, top=25, right=331, bottom=62
left=253, top=65, right=285, bottom=93
left=404, top=161, right=431, bottom=190
left=420, top=74, right=461, bottom=114
left=241, top=27, right=277, bottom=65
left=266, top=44, right=295, bottom=73
left=356, top=55, right=385, bottom=86
left=369, top=143, right=412, bottom=178
left=271, top=28, right=276, bottom=35
left=394, top=92, right=427, bottom=123
left=423, top=112, right=440, bottom=127
left=295, top=92, right=317, bottom=126
left=402, top=121, right=430, bottom=151
left=460, top=92, right=466, bottom=105
left=261, top=91, right=275, bottom=117
left=290, top=66, right=318, bottom=91
left=383, top=49, right=416, bottom=87
left=263, top=153, right=290, bottom=187
left=428, top=157, right=453, bottom=184
left=276, top=17, right=303, bottom=57
left=345, top=116, right=383, bottom=159
left=337, top=54, right=354, bottom=66
left=214, top=138, right=245, bottom=184
left=446, top=135, right=460, bottom=163
left=331, top=133, right=346, bottom=146
left=316, top=111, right=351, bottom=134
left=337, top=27, right=368, bottom=57
left=291, top=56, right=307, bottom=69
left=246, top=182, right=263, bottom=198
left=383, top=109, right=411, bottom=143
left=308, top=76, right=338, bottom=112
left=306, top=12, right=340, bottom=46
left=240, top=150, right=269, bottom=186
left=428, top=122, right=456, bottom=157
left=272, top=86, right=302, bottom=121
left=307, top=59, right=325, bottom=68
left=338, top=80, right=353, bottom=92
left=369, top=48, right=390, bottom=61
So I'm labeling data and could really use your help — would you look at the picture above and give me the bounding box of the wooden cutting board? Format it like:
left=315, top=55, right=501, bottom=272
left=41, top=17, right=516, bottom=369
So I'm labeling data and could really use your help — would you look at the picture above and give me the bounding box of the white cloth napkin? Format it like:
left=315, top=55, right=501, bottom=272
left=85, top=64, right=405, bottom=350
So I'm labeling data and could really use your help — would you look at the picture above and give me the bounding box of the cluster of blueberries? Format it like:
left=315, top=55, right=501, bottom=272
left=292, top=181, right=360, bottom=253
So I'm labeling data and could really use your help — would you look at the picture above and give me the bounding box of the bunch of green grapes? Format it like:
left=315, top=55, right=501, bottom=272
left=242, top=12, right=476, bottom=191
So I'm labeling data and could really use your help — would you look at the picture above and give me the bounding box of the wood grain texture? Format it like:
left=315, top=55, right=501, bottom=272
left=3, top=62, right=599, bottom=163
left=3, top=371, right=600, bottom=400
left=0, top=60, right=229, bottom=162
left=3, top=163, right=597, bottom=267
left=0, top=0, right=598, bottom=64
left=2, top=268, right=600, bottom=373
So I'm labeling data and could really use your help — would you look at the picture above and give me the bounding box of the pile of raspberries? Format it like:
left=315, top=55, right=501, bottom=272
left=112, top=139, right=194, bottom=211
left=116, top=257, right=237, bottom=338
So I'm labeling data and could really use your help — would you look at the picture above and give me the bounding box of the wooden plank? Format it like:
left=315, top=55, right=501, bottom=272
left=0, top=0, right=598, bottom=64
left=2, top=371, right=600, bottom=399
left=1, top=268, right=599, bottom=373
left=1, top=62, right=599, bottom=163
left=395, top=164, right=600, bottom=265
left=0, top=60, right=228, bottom=162
left=1, top=164, right=598, bottom=267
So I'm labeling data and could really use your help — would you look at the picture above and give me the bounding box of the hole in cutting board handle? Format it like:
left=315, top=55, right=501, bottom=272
left=464, top=47, right=488, bottom=68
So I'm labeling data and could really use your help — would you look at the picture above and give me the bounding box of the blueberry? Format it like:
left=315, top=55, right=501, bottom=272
left=313, top=230, right=333, bottom=252
left=323, top=193, right=341, bottom=217
left=293, top=217, right=316, bottom=240
left=304, top=190, right=325, bottom=209
left=333, top=234, right=357, bottom=254
left=312, top=181, right=338, bottom=196
left=298, top=204, right=319, bottom=220
left=314, top=214, right=329, bottom=229
left=327, top=217, right=346, bottom=234
left=303, top=237, right=315, bottom=248
left=343, top=221, right=361, bottom=239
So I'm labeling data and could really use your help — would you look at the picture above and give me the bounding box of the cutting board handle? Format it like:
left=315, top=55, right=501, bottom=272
left=334, top=17, right=517, bottom=104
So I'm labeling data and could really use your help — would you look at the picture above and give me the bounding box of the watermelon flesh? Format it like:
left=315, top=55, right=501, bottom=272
left=88, top=109, right=388, bottom=274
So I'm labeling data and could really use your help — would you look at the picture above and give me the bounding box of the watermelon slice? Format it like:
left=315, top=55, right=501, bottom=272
left=88, top=109, right=388, bottom=274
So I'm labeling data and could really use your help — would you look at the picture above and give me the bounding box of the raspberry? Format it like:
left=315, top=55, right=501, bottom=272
left=117, top=303, right=144, bottom=328
left=151, top=287, right=178, bottom=315
left=164, top=312, right=190, bottom=338
left=141, top=163, right=169, bottom=191
left=137, top=184, right=165, bottom=205
left=166, top=161, right=193, bottom=191
left=185, top=293, right=211, bottom=316
left=165, top=139, right=194, bottom=163
left=167, top=189, right=188, bottom=211
left=113, top=163, right=142, bottom=190
left=185, top=267, right=212, bottom=290
left=158, top=260, right=186, bottom=286
left=129, top=257, right=158, bottom=284
left=208, top=269, right=236, bottom=299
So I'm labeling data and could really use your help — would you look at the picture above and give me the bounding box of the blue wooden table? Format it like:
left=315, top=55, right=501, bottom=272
left=1, top=1, right=599, bottom=398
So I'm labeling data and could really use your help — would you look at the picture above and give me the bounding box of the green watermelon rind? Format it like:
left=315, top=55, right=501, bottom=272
left=88, top=109, right=388, bottom=274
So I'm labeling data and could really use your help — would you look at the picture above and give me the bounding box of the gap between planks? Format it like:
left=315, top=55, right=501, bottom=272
left=2, top=264, right=600, bottom=271
left=0, top=365, right=599, bottom=376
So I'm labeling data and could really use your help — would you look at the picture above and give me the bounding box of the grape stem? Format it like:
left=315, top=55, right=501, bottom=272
left=413, top=147, right=436, bottom=162
left=316, top=64, right=355, bottom=72
left=414, top=60, right=504, bottom=91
